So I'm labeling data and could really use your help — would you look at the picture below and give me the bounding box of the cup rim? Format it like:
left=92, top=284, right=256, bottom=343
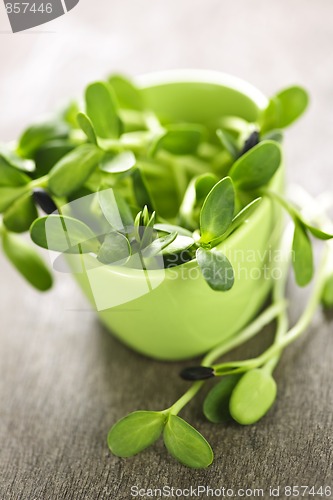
left=136, top=69, right=269, bottom=111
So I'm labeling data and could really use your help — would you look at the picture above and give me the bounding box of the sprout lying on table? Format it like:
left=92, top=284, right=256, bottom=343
left=1, top=74, right=332, bottom=469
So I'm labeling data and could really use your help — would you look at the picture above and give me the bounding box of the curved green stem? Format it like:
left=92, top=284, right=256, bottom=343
left=202, top=302, right=287, bottom=366
left=4, top=175, right=50, bottom=209
left=213, top=243, right=331, bottom=375
left=263, top=227, right=292, bottom=374
left=263, top=245, right=330, bottom=357
left=29, top=175, right=49, bottom=190
left=262, top=304, right=288, bottom=374
left=165, top=300, right=286, bottom=416
left=167, top=381, right=205, bottom=416
left=261, top=188, right=299, bottom=221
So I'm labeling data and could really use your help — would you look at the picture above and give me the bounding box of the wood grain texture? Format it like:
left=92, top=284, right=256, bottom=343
left=1, top=1, right=333, bottom=498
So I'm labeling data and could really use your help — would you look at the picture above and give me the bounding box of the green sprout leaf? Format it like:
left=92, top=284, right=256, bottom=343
left=30, top=215, right=100, bottom=254
left=274, top=86, right=309, bottom=129
left=48, top=144, right=104, bottom=197
left=203, top=375, right=242, bottom=423
left=34, top=140, right=75, bottom=177
left=109, top=74, right=144, bottom=111
left=0, top=144, right=35, bottom=173
left=228, top=197, right=262, bottom=233
left=229, top=141, right=281, bottom=191
left=0, top=186, right=29, bottom=214
left=98, top=189, right=134, bottom=232
left=216, top=129, right=239, bottom=158
left=161, top=233, right=196, bottom=268
left=0, top=161, right=30, bottom=187
left=200, top=177, right=235, bottom=243
left=3, top=194, right=38, bottom=233
left=150, top=125, right=203, bottom=157
left=196, top=247, right=234, bottom=292
left=292, top=221, right=314, bottom=287
left=85, top=81, right=121, bottom=139
left=107, top=411, right=166, bottom=458
left=2, top=230, right=53, bottom=291
left=195, top=174, right=219, bottom=203
left=260, top=98, right=279, bottom=134
left=229, top=369, right=277, bottom=425
left=322, top=273, right=333, bottom=309
left=302, top=222, right=333, bottom=241
left=163, top=415, right=213, bottom=469
left=132, top=168, right=154, bottom=211
left=161, top=234, right=195, bottom=255
left=100, top=151, right=136, bottom=174
left=210, top=198, right=262, bottom=246
left=77, top=113, right=98, bottom=145
left=134, top=207, right=155, bottom=248
left=142, top=231, right=178, bottom=258
left=180, top=173, right=218, bottom=229
left=17, top=120, right=69, bottom=159
left=261, top=86, right=309, bottom=133
left=97, top=232, right=131, bottom=265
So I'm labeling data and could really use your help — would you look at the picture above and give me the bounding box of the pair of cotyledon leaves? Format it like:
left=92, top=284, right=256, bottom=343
left=107, top=367, right=277, bottom=469
left=203, top=369, right=277, bottom=426
left=196, top=140, right=281, bottom=291
left=107, top=411, right=213, bottom=469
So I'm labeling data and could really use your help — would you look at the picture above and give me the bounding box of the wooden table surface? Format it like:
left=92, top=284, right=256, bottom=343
left=0, top=1, right=333, bottom=498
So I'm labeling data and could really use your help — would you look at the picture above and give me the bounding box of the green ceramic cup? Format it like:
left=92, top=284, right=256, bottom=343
left=74, top=70, right=284, bottom=361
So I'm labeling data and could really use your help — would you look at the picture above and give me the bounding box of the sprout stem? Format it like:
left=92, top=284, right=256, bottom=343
left=263, top=226, right=292, bottom=374
left=166, top=300, right=286, bottom=416
left=213, top=243, right=332, bottom=375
